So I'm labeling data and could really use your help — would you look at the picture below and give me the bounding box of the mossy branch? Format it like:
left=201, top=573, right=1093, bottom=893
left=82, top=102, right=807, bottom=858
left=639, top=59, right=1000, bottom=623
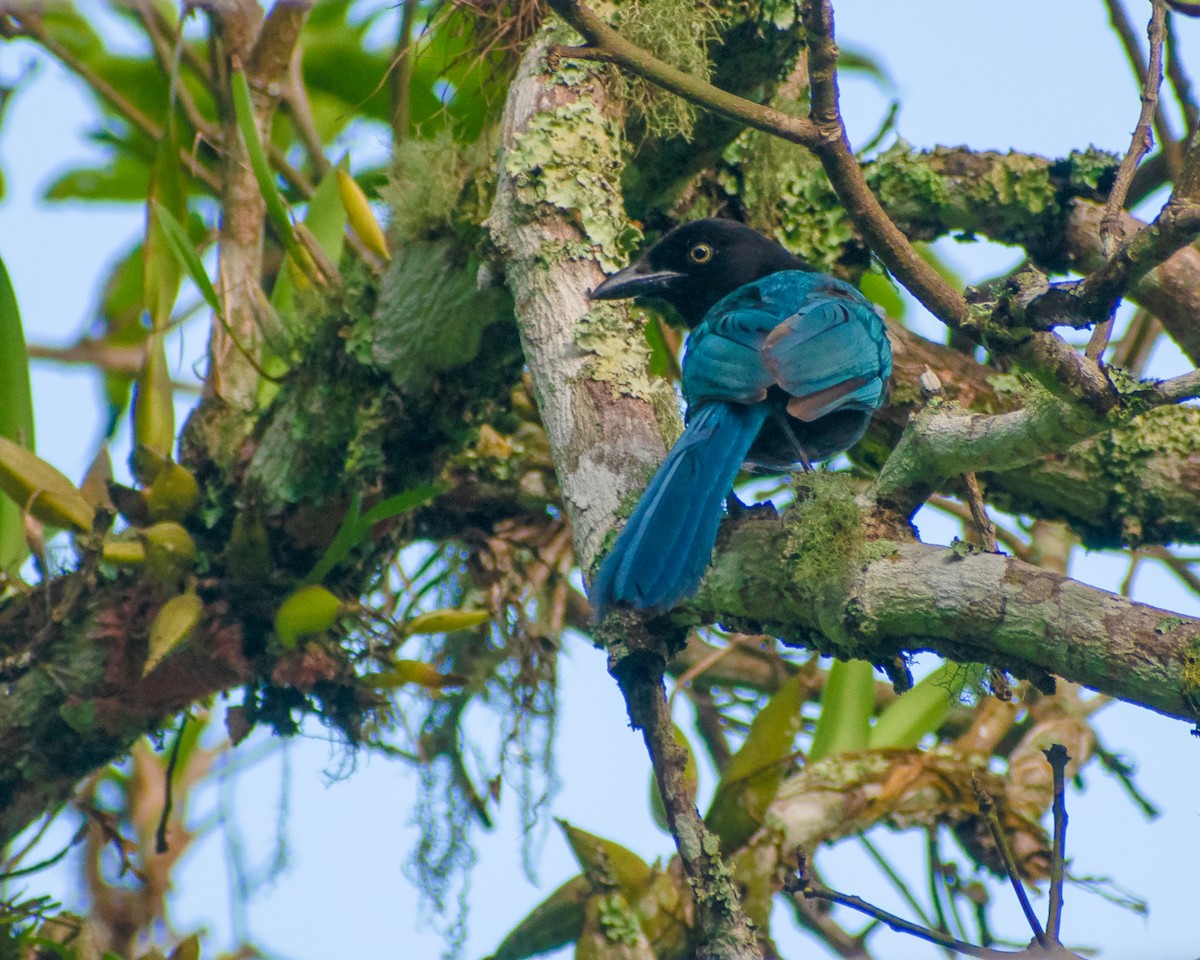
left=693, top=523, right=1200, bottom=726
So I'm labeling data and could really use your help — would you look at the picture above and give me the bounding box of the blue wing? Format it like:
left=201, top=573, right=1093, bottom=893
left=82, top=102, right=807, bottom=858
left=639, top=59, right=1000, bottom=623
left=683, top=271, right=891, bottom=423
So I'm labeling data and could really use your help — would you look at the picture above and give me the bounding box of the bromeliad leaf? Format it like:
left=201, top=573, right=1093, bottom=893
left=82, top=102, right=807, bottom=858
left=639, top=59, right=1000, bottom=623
left=0, top=255, right=34, bottom=572
left=808, top=658, right=876, bottom=763
left=705, top=672, right=807, bottom=851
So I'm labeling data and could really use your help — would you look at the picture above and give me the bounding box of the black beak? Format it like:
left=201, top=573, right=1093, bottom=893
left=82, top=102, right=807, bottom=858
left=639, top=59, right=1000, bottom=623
left=590, top=259, right=684, bottom=301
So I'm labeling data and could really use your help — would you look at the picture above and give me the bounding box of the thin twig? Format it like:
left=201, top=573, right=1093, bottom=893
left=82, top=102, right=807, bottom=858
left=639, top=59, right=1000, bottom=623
left=787, top=852, right=1011, bottom=960
left=962, top=473, right=998, bottom=553
left=1044, top=744, right=1070, bottom=941
left=284, top=45, right=331, bottom=178
left=1089, top=0, right=1169, bottom=360
left=155, top=714, right=189, bottom=854
left=133, top=0, right=218, bottom=148
left=972, top=779, right=1047, bottom=946
left=928, top=496, right=1031, bottom=561
left=1104, top=0, right=1180, bottom=179
left=859, top=833, right=936, bottom=930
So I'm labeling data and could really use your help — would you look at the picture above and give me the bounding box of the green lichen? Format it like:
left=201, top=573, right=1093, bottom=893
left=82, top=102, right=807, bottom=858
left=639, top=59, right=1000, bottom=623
left=866, top=141, right=955, bottom=237
left=1052, top=147, right=1120, bottom=195
left=597, top=894, right=643, bottom=946
left=505, top=98, right=639, bottom=272
left=574, top=302, right=663, bottom=401
left=1072, top=403, right=1200, bottom=547
left=1182, top=642, right=1200, bottom=717
left=1157, top=615, right=1185, bottom=634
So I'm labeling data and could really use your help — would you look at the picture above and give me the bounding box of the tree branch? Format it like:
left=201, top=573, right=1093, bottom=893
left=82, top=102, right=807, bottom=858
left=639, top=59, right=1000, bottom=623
left=693, top=528, right=1200, bottom=725
left=1089, top=0, right=1169, bottom=359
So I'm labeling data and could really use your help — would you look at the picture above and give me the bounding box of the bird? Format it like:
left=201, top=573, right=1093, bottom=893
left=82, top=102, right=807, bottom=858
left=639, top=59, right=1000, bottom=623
left=588, top=218, right=892, bottom=616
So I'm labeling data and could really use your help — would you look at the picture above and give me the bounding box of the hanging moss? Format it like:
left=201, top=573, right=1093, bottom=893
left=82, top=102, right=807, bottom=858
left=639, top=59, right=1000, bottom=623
left=611, top=0, right=729, bottom=140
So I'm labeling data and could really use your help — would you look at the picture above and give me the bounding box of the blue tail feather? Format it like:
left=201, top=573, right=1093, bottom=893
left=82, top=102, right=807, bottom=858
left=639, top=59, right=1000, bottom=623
left=590, top=402, right=769, bottom=615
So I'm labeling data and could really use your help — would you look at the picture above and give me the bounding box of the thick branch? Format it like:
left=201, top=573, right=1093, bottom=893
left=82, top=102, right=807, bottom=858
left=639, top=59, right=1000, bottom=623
left=692, top=527, right=1200, bottom=725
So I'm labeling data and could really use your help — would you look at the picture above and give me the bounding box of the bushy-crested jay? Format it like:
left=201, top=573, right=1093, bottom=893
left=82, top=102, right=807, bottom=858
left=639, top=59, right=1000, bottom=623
left=588, top=219, right=892, bottom=615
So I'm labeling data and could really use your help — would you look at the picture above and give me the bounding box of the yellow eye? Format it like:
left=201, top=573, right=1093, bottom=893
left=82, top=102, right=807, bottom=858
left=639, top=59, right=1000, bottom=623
left=688, top=242, right=714, bottom=264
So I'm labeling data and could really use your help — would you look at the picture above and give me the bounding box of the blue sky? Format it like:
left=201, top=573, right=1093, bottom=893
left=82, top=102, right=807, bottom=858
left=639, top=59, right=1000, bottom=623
left=1, top=2, right=1198, bottom=958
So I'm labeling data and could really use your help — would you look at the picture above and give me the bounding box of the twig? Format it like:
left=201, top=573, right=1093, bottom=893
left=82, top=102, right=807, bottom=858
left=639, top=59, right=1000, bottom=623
left=859, top=833, right=936, bottom=930
left=799, top=0, right=971, bottom=331
left=962, top=473, right=998, bottom=553
left=1043, top=744, right=1070, bottom=941
left=155, top=714, right=188, bottom=854
left=1089, top=0, right=1169, bottom=360
left=927, top=496, right=1031, bottom=562
left=1104, top=0, right=1180, bottom=179
left=132, top=0, right=218, bottom=149
left=787, top=851, right=1011, bottom=960
left=285, top=46, right=331, bottom=178
left=686, top=684, right=732, bottom=772
left=610, top=640, right=761, bottom=958
left=972, top=779, right=1046, bottom=946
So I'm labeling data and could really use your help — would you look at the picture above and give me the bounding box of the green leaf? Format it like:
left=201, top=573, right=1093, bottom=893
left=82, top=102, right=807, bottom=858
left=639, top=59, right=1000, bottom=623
left=154, top=204, right=222, bottom=316
left=488, top=874, right=590, bottom=960
left=869, top=662, right=985, bottom=750
left=306, top=484, right=442, bottom=584
left=403, top=607, right=490, bottom=636
left=0, top=254, right=33, bottom=573
left=230, top=68, right=307, bottom=270
left=143, top=114, right=186, bottom=331
left=45, top=150, right=151, bottom=203
left=558, top=820, right=652, bottom=895
left=860, top=271, right=905, bottom=320
left=808, top=659, right=876, bottom=763
left=271, top=158, right=347, bottom=322
left=706, top=673, right=807, bottom=850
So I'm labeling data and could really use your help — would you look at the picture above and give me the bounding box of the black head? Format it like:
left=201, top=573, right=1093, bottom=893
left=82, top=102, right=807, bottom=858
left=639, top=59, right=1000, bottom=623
left=590, top=219, right=810, bottom=327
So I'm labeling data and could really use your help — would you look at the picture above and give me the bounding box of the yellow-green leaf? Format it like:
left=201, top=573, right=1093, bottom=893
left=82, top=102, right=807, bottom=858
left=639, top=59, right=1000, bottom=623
left=404, top=607, right=490, bottom=636
left=145, top=460, right=200, bottom=522
left=366, top=659, right=467, bottom=690
left=168, top=933, right=201, bottom=960
left=139, top=521, right=196, bottom=586
left=0, top=254, right=34, bottom=571
left=705, top=673, right=806, bottom=851
left=0, top=436, right=95, bottom=534
left=146, top=589, right=202, bottom=674
left=558, top=820, right=652, bottom=896
left=488, top=874, right=590, bottom=960
left=102, top=536, right=146, bottom=566
left=808, top=659, right=876, bottom=763
left=275, top=584, right=342, bottom=648
left=131, top=332, right=175, bottom=463
left=337, top=168, right=389, bottom=261
left=869, top=662, right=985, bottom=750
